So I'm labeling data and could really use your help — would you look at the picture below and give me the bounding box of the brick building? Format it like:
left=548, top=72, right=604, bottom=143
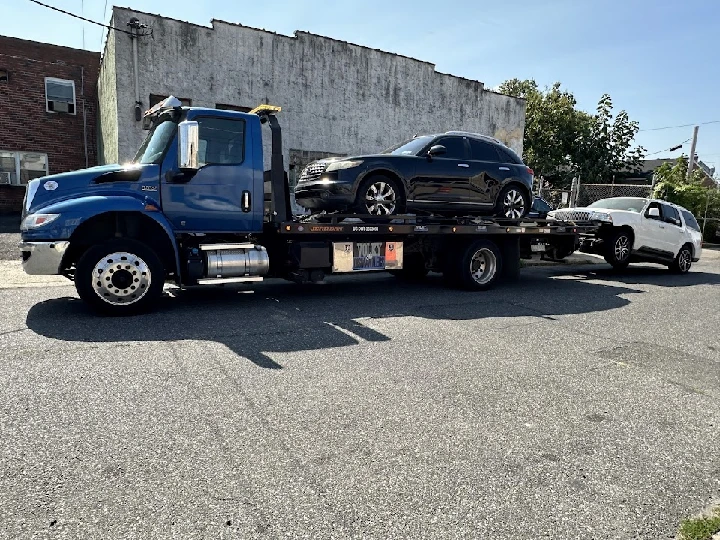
left=0, top=36, right=100, bottom=213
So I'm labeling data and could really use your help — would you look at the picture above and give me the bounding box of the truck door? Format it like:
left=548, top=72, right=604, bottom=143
left=161, top=116, right=259, bottom=232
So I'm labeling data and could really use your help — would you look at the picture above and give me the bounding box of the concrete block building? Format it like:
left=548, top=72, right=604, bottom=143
left=98, top=7, right=526, bottom=190
left=0, top=36, right=100, bottom=212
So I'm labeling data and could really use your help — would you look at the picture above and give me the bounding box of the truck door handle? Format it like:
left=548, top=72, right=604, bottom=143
left=242, top=190, right=251, bottom=212
left=457, top=163, right=470, bottom=168
left=499, top=166, right=510, bottom=171
left=659, top=225, right=665, bottom=229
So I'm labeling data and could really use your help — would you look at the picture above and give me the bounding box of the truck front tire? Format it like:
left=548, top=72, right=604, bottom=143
left=75, top=239, right=165, bottom=316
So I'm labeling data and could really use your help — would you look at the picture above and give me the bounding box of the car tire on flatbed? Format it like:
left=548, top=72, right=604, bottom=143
left=75, top=238, right=165, bottom=316
left=444, top=239, right=502, bottom=291
left=495, top=185, right=530, bottom=219
left=354, top=175, right=405, bottom=216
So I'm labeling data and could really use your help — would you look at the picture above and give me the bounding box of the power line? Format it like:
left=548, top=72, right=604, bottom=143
left=100, top=0, right=109, bottom=48
left=26, top=0, right=139, bottom=36
left=646, top=138, right=691, bottom=156
left=639, top=120, right=720, bottom=132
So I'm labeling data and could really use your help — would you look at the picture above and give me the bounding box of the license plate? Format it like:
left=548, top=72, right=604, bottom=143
left=531, top=243, right=546, bottom=252
left=332, top=242, right=403, bottom=273
left=353, top=242, right=385, bottom=270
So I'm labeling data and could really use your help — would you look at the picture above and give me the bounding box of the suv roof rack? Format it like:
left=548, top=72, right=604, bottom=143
left=444, top=130, right=504, bottom=145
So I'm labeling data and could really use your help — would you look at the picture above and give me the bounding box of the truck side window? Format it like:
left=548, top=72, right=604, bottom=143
left=197, top=117, right=245, bottom=166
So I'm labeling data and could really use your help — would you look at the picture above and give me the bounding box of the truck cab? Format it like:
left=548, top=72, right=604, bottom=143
left=20, top=98, right=288, bottom=313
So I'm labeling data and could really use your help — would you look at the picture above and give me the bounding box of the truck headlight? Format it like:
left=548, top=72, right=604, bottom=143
left=21, top=213, right=60, bottom=231
left=325, top=160, right=363, bottom=172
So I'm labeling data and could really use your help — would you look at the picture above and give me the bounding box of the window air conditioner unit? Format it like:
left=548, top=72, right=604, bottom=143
left=0, top=172, right=11, bottom=184
left=48, top=100, right=74, bottom=114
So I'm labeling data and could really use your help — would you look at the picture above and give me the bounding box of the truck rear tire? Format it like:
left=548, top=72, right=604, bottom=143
left=445, top=239, right=502, bottom=291
left=75, top=239, right=165, bottom=316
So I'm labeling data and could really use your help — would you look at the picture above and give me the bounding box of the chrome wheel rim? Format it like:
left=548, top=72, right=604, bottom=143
left=503, top=189, right=525, bottom=219
left=614, top=236, right=630, bottom=261
left=91, top=251, right=151, bottom=305
left=469, top=248, right=497, bottom=285
left=364, top=181, right=397, bottom=215
left=679, top=249, right=691, bottom=272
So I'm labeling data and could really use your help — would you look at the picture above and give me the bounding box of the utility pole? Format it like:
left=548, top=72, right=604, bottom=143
left=687, top=125, right=699, bottom=180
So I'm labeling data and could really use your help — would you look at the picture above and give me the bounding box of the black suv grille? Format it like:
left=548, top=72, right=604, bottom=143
left=299, top=162, right=328, bottom=183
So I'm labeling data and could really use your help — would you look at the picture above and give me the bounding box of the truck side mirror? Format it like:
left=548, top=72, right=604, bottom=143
left=647, top=207, right=660, bottom=219
left=178, top=120, right=199, bottom=171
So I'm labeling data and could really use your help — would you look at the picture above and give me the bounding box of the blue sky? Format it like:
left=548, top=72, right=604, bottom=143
left=2, top=0, right=718, bottom=172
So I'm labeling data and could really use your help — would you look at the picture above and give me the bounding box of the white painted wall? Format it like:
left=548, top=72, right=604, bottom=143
left=101, top=7, right=526, bottom=177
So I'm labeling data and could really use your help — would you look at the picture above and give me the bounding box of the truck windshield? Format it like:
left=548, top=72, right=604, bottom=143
left=588, top=197, right=648, bottom=212
left=133, top=117, right=178, bottom=164
left=381, top=135, right=434, bottom=156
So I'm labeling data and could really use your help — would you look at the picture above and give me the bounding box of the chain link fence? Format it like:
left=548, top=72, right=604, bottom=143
left=700, top=217, right=720, bottom=242
left=576, top=183, right=653, bottom=207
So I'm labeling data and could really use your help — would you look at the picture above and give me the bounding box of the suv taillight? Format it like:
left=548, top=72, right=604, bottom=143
left=527, top=167, right=534, bottom=176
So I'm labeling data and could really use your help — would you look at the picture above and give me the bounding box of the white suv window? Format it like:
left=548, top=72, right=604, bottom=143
left=680, top=209, right=700, bottom=231
left=661, top=203, right=681, bottom=227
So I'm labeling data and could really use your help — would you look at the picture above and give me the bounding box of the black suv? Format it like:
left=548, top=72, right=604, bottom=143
left=294, top=132, right=535, bottom=218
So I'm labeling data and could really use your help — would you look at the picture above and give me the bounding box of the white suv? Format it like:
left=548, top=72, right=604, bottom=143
left=547, top=197, right=703, bottom=272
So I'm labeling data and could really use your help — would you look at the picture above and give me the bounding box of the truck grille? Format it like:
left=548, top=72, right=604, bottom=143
left=551, top=210, right=591, bottom=222
left=299, top=161, right=328, bottom=183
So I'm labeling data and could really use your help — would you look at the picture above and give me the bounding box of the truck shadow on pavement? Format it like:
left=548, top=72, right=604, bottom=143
left=23, top=267, right=668, bottom=369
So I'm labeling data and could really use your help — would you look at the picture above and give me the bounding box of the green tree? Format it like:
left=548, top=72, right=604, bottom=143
left=652, top=156, right=720, bottom=240
left=498, top=80, right=645, bottom=188
left=498, top=79, right=585, bottom=187
left=572, top=94, right=645, bottom=183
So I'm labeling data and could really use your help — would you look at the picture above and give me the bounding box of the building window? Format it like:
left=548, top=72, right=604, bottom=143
left=149, top=94, right=192, bottom=108
left=0, top=69, right=8, bottom=83
left=0, top=151, right=49, bottom=185
left=215, top=103, right=252, bottom=113
left=45, top=77, right=76, bottom=114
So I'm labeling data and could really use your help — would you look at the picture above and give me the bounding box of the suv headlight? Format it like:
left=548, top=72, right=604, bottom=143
left=325, top=160, right=363, bottom=172
left=21, top=213, right=60, bottom=231
left=589, top=211, right=612, bottom=222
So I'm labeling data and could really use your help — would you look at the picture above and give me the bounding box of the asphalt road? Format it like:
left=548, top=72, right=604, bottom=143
left=1, top=253, right=719, bottom=539
left=0, top=213, right=20, bottom=261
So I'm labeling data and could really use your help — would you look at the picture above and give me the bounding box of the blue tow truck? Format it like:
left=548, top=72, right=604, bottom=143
left=19, top=97, right=594, bottom=315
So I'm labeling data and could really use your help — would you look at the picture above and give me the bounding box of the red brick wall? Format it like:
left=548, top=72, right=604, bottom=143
left=0, top=36, right=100, bottom=213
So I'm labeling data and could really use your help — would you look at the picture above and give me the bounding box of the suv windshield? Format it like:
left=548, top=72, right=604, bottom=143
left=133, top=116, right=178, bottom=164
left=381, top=136, right=434, bottom=156
left=588, top=197, right=647, bottom=212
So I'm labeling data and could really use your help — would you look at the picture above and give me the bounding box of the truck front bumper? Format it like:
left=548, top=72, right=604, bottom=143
left=19, top=241, right=69, bottom=275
